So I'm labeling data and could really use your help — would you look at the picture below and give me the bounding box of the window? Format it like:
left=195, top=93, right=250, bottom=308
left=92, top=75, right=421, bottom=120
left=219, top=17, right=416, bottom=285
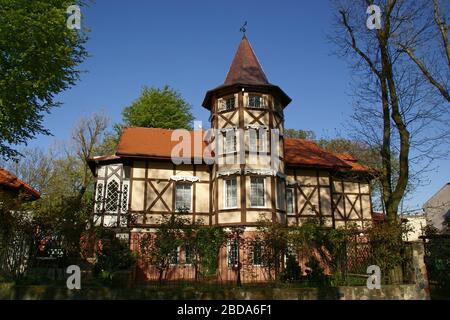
left=249, top=129, right=267, bottom=153
left=225, top=97, right=235, bottom=110
left=224, top=178, right=238, bottom=208
left=250, top=177, right=265, bottom=207
left=95, top=183, right=104, bottom=212
left=252, top=241, right=263, bottom=266
left=223, top=130, right=236, bottom=153
left=248, top=95, right=263, bottom=108
left=227, top=239, right=239, bottom=267
left=185, top=245, right=192, bottom=264
left=219, top=96, right=235, bottom=111
left=105, top=180, right=119, bottom=213
left=286, top=188, right=294, bottom=214
left=175, top=183, right=192, bottom=212
left=121, top=184, right=129, bottom=213
left=170, top=247, right=179, bottom=265
left=276, top=179, right=285, bottom=210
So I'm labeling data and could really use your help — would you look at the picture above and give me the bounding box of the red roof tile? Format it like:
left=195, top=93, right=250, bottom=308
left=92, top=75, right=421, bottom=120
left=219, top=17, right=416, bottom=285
left=333, top=153, right=373, bottom=173
left=0, top=168, right=40, bottom=199
left=284, top=138, right=351, bottom=169
left=224, top=36, right=269, bottom=86
left=116, top=127, right=209, bottom=160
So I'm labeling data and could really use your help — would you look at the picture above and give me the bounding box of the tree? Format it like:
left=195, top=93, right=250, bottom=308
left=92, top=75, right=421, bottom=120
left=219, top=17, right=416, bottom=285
left=0, top=0, right=88, bottom=160
left=121, top=86, right=194, bottom=130
left=284, top=129, right=316, bottom=140
left=139, top=214, right=187, bottom=283
left=1, top=112, right=112, bottom=263
left=330, top=0, right=450, bottom=222
left=397, top=0, right=449, bottom=102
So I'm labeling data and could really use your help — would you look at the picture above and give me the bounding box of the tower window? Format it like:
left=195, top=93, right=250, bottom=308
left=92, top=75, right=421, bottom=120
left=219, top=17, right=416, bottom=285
left=224, top=178, right=238, bottom=209
left=276, top=179, right=286, bottom=210
left=223, top=130, right=237, bottom=153
left=248, top=95, right=263, bottom=108
left=225, top=97, right=235, bottom=110
left=219, top=96, right=235, bottom=111
left=250, top=177, right=265, bottom=207
left=249, top=129, right=267, bottom=153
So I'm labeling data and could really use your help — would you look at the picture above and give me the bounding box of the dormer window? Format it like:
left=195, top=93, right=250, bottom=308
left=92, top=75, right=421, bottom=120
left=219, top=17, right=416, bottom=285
left=248, top=95, right=263, bottom=108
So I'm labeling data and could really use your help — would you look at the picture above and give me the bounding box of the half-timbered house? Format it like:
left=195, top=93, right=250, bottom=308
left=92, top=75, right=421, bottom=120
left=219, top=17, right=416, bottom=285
left=88, top=36, right=374, bottom=281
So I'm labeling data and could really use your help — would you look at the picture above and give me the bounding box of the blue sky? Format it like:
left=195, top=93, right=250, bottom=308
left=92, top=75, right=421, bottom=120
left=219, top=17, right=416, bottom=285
left=27, top=0, right=449, bottom=210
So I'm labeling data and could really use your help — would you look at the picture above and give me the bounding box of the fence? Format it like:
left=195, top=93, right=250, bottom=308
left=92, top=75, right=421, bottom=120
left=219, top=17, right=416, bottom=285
left=130, top=235, right=415, bottom=287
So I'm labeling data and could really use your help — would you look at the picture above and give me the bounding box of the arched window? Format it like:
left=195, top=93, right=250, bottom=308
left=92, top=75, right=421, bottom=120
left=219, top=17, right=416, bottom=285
left=105, top=180, right=119, bottom=213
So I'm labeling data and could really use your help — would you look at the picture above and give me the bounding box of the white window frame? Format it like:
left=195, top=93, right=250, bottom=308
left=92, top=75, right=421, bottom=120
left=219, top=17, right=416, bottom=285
left=250, top=177, right=266, bottom=208
left=247, top=94, right=264, bottom=108
left=219, top=96, right=236, bottom=111
left=223, top=130, right=237, bottom=154
left=175, top=182, right=193, bottom=212
left=286, top=187, right=295, bottom=215
left=248, top=129, right=267, bottom=153
left=223, top=177, right=238, bottom=209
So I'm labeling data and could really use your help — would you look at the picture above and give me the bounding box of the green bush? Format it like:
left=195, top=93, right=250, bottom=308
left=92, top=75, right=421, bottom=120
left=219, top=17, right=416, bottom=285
left=93, top=230, right=136, bottom=286
left=281, top=255, right=302, bottom=282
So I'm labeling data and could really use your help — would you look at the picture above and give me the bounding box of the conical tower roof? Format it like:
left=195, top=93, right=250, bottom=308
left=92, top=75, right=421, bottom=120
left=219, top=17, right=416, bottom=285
left=224, top=36, right=269, bottom=86
left=202, top=36, right=291, bottom=110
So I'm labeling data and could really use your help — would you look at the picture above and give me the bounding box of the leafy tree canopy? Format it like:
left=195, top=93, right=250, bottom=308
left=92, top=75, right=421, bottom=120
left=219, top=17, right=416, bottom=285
left=284, top=129, right=316, bottom=140
left=121, top=85, right=194, bottom=131
left=0, top=0, right=88, bottom=160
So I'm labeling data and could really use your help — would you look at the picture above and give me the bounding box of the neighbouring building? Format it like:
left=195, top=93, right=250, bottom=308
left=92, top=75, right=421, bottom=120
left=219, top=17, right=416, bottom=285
left=0, top=168, right=40, bottom=200
left=88, top=36, right=375, bottom=281
left=401, top=214, right=426, bottom=241
left=423, top=183, right=450, bottom=232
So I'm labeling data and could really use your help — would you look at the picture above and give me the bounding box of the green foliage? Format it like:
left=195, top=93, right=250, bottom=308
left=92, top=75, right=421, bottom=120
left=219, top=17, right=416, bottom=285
left=306, top=256, right=330, bottom=287
left=93, top=229, right=137, bottom=286
left=366, top=221, right=409, bottom=276
left=0, top=0, right=88, bottom=160
left=185, top=226, right=226, bottom=278
left=121, top=86, right=194, bottom=130
left=139, top=214, right=187, bottom=282
left=0, top=113, right=112, bottom=272
left=255, top=220, right=288, bottom=280
left=424, top=226, right=450, bottom=289
left=284, top=129, right=316, bottom=140
left=281, top=255, right=302, bottom=282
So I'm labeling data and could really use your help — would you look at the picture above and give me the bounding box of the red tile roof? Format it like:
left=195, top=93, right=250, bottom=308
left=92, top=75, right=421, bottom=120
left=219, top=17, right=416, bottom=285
left=202, top=37, right=292, bottom=110
left=333, top=152, right=373, bottom=173
left=97, top=128, right=371, bottom=174
left=284, top=138, right=351, bottom=170
left=116, top=127, right=209, bottom=160
left=0, top=168, right=40, bottom=199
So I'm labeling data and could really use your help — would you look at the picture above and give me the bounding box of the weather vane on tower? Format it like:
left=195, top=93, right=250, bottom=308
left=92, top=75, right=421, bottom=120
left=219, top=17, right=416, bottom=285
left=240, top=21, right=247, bottom=37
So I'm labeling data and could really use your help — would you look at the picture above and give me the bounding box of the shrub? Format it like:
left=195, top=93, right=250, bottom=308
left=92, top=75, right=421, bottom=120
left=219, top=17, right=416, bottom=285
left=93, top=230, right=136, bottom=285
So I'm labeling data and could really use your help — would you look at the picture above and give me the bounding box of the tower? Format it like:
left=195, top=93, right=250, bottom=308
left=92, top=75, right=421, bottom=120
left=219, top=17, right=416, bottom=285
left=202, top=36, right=292, bottom=227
